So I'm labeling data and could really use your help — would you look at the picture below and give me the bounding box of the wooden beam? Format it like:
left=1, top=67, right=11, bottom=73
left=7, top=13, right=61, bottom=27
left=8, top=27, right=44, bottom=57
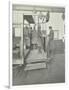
left=12, top=4, right=65, bottom=13
left=20, top=14, right=24, bottom=64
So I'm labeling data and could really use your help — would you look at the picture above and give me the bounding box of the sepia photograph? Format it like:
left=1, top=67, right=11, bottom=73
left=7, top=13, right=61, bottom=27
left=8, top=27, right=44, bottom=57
left=12, top=4, right=65, bottom=85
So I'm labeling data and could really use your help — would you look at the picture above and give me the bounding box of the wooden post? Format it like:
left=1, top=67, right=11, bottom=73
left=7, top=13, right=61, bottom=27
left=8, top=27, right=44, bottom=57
left=20, top=14, right=24, bottom=64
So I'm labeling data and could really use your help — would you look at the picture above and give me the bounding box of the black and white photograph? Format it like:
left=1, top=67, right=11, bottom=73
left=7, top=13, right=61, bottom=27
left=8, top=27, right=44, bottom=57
left=12, top=4, right=65, bottom=86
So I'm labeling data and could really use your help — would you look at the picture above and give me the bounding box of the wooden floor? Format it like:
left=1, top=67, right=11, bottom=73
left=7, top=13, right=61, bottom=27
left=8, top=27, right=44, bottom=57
left=12, top=53, right=65, bottom=85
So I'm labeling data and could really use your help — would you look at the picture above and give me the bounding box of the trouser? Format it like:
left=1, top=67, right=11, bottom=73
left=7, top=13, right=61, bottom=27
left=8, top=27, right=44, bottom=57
left=47, top=40, right=54, bottom=58
left=47, top=48, right=50, bottom=58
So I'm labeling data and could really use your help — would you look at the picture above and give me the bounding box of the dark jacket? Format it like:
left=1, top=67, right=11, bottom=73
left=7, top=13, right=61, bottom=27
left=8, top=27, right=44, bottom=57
left=49, top=30, right=54, bottom=40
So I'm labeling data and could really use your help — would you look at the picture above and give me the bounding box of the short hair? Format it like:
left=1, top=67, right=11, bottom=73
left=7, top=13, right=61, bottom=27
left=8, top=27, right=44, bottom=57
left=30, top=27, right=32, bottom=29
left=49, top=26, right=52, bottom=29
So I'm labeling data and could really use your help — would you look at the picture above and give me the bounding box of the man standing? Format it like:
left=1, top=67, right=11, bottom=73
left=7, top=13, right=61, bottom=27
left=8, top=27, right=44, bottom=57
left=37, top=25, right=43, bottom=53
left=47, top=26, right=54, bottom=58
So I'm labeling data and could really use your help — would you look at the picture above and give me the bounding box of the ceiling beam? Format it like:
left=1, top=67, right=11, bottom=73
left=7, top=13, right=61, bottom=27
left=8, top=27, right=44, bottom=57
left=12, top=4, right=65, bottom=13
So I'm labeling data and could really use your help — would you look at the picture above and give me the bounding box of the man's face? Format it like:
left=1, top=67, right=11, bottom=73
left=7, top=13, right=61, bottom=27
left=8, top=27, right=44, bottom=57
left=49, top=28, right=52, bottom=31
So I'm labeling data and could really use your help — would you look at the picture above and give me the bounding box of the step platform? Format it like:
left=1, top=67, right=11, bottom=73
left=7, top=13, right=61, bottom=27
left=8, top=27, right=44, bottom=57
left=24, top=62, right=46, bottom=71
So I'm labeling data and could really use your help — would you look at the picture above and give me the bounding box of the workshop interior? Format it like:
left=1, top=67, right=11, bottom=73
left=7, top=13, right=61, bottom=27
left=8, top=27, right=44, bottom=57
left=12, top=4, right=65, bottom=85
